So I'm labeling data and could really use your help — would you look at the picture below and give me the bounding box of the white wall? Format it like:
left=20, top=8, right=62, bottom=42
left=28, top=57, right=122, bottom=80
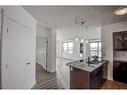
left=48, top=29, right=56, bottom=72
left=57, top=26, right=101, bottom=41
left=2, top=6, right=35, bottom=31
left=36, top=26, right=49, bottom=37
left=85, top=26, right=101, bottom=40
left=101, top=20, right=127, bottom=80
left=56, top=26, right=101, bottom=60
left=1, top=6, right=36, bottom=89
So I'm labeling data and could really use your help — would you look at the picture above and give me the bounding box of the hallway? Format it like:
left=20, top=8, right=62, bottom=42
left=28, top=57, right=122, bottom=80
left=33, top=63, right=64, bottom=89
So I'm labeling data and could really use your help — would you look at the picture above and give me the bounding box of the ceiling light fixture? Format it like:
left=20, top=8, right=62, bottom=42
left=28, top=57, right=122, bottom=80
left=75, top=35, right=79, bottom=42
left=74, top=19, right=79, bottom=42
left=114, top=7, right=127, bottom=15
left=74, top=19, right=88, bottom=43
left=85, top=40, right=89, bottom=43
left=81, top=38, right=84, bottom=43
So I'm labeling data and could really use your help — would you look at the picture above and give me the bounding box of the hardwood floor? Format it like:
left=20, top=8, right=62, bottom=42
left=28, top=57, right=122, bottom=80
left=33, top=58, right=127, bottom=89
left=102, top=80, right=127, bottom=89
left=32, top=63, right=64, bottom=89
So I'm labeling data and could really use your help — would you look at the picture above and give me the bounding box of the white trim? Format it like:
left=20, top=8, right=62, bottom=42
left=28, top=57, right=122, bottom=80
left=107, top=76, right=113, bottom=81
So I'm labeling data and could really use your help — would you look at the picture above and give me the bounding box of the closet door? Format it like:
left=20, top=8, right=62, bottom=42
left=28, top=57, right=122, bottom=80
left=3, top=17, right=35, bottom=89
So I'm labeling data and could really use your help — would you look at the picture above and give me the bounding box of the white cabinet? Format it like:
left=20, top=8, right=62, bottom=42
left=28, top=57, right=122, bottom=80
left=1, top=7, right=36, bottom=89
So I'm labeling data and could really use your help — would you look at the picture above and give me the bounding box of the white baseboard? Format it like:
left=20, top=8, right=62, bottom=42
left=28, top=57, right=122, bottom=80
left=30, top=80, right=36, bottom=89
left=107, top=76, right=113, bottom=81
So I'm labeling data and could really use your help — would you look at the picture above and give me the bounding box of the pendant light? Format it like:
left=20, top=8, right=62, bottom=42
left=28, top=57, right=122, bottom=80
left=74, top=19, right=88, bottom=42
left=75, top=19, right=79, bottom=42
left=85, top=40, right=89, bottom=43
left=81, top=39, right=84, bottom=43
left=80, top=21, right=85, bottom=43
left=75, top=35, right=79, bottom=42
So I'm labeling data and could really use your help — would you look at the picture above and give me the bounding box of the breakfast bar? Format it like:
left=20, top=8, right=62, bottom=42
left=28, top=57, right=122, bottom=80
left=66, top=59, right=108, bottom=89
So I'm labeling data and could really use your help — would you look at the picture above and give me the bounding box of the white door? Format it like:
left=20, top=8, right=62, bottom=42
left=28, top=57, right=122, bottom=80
left=2, top=17, right=35, bottom=89
left=0, top=8, right=2, bottom=88
left=36, top=37, right=48, bottom=71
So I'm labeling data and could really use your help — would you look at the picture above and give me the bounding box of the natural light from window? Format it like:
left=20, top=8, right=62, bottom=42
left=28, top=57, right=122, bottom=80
left=63, top=42, right=73, bottom=55
left=90, top=42, right=101, bottom=57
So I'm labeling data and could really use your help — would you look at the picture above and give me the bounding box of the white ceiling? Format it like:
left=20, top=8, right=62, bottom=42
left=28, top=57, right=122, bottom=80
left=23, top=6, right=127, bottom=29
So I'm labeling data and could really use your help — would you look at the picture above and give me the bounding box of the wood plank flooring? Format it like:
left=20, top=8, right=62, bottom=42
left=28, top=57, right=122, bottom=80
left=102, top=80, right=127, bottom=89
left=33, top=61, right=127, bottom=89
left=32, top=63, right=64, bottom=89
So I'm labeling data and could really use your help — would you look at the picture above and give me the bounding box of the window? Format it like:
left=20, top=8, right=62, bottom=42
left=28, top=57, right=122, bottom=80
left=63, top=43, right=68, bottom=53
left=90, top=42, right=101, bottom=57
left=63, top=42, right=73, bottom=54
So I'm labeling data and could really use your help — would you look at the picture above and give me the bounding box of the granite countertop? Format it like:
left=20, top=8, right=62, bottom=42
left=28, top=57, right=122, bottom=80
left=66, top=59, right=108, bottom=72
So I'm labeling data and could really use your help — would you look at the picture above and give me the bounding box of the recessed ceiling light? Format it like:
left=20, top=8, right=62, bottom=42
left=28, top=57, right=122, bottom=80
left=114, top=7, right=127, bottom=15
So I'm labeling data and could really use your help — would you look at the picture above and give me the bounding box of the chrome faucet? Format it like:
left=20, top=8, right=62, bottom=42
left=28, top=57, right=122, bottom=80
left=87, top=56, right=92, bottom=63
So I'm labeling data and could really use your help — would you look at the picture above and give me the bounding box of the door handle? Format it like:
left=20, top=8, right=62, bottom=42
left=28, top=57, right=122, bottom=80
left=26, top=63, right=31, bottom=65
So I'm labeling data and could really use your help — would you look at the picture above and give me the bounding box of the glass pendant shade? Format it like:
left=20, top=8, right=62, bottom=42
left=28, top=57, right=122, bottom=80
left=81, top=38, right=84, bottom=43
left=75, top=37, right=79, bottom=42
left=85, top=40, right=88, bottom=43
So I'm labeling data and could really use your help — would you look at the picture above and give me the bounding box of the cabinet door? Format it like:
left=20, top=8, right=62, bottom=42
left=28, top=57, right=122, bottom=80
left=113, top=32, right=123, bottom=50
left=113, top=62, right=127, bottom=83
left=2, top=17, right=35, bottom=89
left=113, top=62, right=121, bottom=81
left=120, top=63, right=127, bottom=83
left=90, top=66, right=103, bottom=89
left=113, top=32, right=127, bottom=51
left=124, top=33, right=127, bottom=50
left=70, top=67, right=90, bottom=89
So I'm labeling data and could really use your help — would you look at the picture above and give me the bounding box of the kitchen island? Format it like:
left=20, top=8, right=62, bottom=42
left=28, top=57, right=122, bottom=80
left=66, top=59, right=108, bottom=89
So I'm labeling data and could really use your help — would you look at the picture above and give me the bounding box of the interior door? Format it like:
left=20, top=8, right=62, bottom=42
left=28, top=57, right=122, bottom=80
left=36, top=37, right=48, bottom=71
left=0, top=8, right=2, bottom=88
left=2, top=17, right=35, bottom=89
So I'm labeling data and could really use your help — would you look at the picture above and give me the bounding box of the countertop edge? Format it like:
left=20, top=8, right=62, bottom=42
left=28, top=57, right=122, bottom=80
left=66, top=60, right=109, bottom=72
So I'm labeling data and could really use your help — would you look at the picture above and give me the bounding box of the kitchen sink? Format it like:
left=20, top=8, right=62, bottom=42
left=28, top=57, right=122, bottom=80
left=87, top=60, right=101, bottom=64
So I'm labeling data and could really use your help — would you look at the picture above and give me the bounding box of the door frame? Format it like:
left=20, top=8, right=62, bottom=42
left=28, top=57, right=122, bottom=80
left=36, top=36, right=48, bottom=71
left=0, top=8, right=4, bottom=89
left=45, top=37, right=48, bottom=71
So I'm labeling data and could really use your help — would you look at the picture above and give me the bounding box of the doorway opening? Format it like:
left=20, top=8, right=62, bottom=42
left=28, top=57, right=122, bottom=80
left=36, top=36, right=48, bottom=72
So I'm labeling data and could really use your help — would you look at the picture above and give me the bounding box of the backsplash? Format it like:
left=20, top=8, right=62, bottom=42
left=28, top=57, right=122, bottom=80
left=114, top=51, right=127, bottom=59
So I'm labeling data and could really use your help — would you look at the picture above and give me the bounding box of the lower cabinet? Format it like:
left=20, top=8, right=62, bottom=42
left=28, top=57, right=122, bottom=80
left=90, top=66, right=103, bottom=89
left=70, top=63, right=107, bottom=89
left=113, top=61, right=127, bottom=83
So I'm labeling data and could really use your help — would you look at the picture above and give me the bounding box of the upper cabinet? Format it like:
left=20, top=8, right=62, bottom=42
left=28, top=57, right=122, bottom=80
left=113, top=31, right=127, bottom=51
